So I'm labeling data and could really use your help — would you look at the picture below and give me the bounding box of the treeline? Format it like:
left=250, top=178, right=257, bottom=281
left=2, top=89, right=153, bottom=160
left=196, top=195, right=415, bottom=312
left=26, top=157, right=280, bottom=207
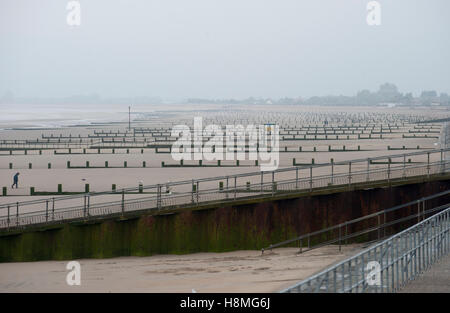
left=187, top=83, right=450, bottom=106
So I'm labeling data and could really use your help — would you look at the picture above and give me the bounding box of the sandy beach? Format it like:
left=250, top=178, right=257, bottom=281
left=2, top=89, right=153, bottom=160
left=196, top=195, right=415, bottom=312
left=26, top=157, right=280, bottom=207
left=0, top=245, right=364, bottom=293
left=0, top=105, right=443, bottom=201
left=0, top=104, right=447, bottom=292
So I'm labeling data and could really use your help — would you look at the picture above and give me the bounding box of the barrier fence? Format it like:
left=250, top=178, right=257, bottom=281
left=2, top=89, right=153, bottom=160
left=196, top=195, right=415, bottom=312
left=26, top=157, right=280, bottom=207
left=281, top=204, right=450, bottom=293
left=263, top=190, right=450, bottom=254
left=0, top=148, right=449, bottom=231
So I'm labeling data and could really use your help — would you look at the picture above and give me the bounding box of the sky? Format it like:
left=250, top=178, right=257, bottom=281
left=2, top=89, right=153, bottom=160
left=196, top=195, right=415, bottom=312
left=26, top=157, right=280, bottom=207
left=1, top=0, right=449, bottom=100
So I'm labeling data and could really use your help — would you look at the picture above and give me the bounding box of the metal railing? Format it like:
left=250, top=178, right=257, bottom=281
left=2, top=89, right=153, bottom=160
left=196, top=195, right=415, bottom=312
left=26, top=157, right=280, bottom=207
left=0, top=148, right=449, bottom=231
left=281, top=205, right=450, bottom=293
left=263, top=190, right=450, bottom=254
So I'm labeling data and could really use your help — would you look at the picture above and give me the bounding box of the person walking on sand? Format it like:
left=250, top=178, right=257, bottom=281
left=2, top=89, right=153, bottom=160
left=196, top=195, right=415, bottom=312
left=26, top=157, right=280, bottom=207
left=11, top=172, right=19, bottom=189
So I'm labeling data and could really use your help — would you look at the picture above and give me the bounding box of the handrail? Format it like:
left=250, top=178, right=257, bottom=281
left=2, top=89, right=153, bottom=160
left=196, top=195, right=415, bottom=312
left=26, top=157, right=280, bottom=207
left=0, top=159, right=446, bottom=212
left=281, top=205, right=450, bottom=293
left=0, top=149, right=449, bottom=231
left=0, top=148, right=448, bottom=209
left=263, top=189, right=450, bottom=252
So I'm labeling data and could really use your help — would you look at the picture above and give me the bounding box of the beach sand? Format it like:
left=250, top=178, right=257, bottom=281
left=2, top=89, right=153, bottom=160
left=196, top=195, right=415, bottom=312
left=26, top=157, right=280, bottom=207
left=0, top=104, right=446, bottom=293
left=0, top=104, right=445, bottom=212
left=0, top=245, right=363, bottom=293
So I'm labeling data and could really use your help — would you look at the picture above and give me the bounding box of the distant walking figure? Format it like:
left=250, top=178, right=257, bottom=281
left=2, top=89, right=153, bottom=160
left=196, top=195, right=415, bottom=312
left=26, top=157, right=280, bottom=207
left=11, top=172, right=19, bottom=189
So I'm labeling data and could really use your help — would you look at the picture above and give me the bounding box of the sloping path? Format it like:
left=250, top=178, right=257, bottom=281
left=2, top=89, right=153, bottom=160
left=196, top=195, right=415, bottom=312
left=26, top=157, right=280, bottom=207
left=399, top=253, right=450, bottom=293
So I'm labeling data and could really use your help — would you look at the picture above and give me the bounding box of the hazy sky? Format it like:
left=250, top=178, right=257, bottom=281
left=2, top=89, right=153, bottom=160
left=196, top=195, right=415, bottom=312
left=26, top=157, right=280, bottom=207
left=1, top=0, right=449, bottom=99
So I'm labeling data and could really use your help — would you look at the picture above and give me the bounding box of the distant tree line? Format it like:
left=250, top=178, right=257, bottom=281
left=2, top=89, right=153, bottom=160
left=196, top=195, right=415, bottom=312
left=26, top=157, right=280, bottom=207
left=1, top=83, right=449, bottom=106
left=187, top=83, right=450, bottom=106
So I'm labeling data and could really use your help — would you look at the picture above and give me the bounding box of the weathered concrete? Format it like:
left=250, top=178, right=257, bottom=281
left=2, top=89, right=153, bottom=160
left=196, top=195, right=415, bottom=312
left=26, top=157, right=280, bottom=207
left=0, top=179, right=449, bottom=262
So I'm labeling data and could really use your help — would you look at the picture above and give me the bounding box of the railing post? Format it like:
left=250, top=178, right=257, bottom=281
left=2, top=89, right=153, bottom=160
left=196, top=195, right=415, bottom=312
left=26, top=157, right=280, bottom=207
left=422, top=200, right=426, bottom=221
left=196, top=181, right=199, bottom=204
left=7, top=205, right=10, bottom=228
left=157, top=184, right=162, bottom=209
left=347, top=261, right=352, bottom=292
left=333, top=268, right=337, bottom=293
left=377, top=215, right=381, bottom=240
left=83, top=195, right=87, bottom=217
left=295, top=167, right=299, bottom=189
left=226, top=176, right=229, bottom=199
left=403, top=154, right=406, bottom=178
left=345, top=223, right=348, bottom=245
left=360, top=254, right=365, bottom=292
left=191, top=180, right=194, bottom=203
left=427, top=152, right=430, bottom=178
left=45, top=200, right=49, bottom=222
left=388, top=158, right=391, bottom=184
left=272, top=171, right=275, bottom=196
left=16, top=202, right=19, bottom=226
left=299, top=238, right=302, bottom=254
left=338, top=225, right=342, bottom=252
left=348, top=162, right=352, bottom=187
left=234, top=176, right=237, bottom=200
left=309, top=166, right=313, bottom=192
left=417, top=201, right=421, bottom=223
left=331, top=158, right=334, bottom=185
left=121, top=190, right=125, bottom=214
left=440, top=149, right=444, bottom=174
left=52, top=197, right=55, bottom=220
left=261, top=172, right=264, bottom=192
left=366, top=158, right=370, bottom=182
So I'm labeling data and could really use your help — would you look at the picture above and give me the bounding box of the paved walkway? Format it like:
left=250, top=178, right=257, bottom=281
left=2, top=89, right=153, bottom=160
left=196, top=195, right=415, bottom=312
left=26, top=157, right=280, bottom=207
left=399, top=253, right=450, bottom=293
